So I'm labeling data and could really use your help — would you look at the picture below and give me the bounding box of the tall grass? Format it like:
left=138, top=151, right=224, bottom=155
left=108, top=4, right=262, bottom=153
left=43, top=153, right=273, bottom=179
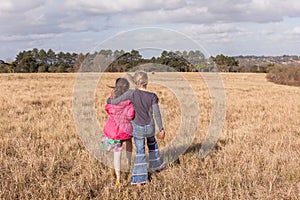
left=0, top=73, right=299, bottom=199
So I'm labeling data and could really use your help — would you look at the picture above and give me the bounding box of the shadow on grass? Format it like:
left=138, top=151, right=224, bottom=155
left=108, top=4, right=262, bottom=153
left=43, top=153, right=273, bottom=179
left=162, top=138, right=231, bottom=167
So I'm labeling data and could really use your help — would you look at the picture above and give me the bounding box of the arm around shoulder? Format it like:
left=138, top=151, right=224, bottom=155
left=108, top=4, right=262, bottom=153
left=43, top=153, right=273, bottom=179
left=107, top=89, right=134, bottom=104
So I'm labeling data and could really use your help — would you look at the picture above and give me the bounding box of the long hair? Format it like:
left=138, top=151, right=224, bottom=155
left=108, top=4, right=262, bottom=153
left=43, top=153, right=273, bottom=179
left=113, top=78, right=130, bottom=98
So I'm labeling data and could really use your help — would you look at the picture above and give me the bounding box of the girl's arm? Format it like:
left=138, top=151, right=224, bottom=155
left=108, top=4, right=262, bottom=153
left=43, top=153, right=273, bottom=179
left=152, top=103, right=163, bottom=131
left=153, top=103, right=165, bottom=139
left=107, top=89, right=134, bottom=105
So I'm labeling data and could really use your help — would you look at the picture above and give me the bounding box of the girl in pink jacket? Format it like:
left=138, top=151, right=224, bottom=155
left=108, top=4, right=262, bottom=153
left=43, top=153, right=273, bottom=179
left=100, top=78, right=134, bottom=186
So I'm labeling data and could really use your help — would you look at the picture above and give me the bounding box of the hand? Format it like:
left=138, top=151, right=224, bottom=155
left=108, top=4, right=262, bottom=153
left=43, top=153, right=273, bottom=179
left=160, top=130, right=165, bottom=139
left=110, top=89, right=114, bottom=98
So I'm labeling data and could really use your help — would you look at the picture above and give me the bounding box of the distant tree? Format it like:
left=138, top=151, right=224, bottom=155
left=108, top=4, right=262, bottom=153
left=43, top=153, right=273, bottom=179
left=65, top=52, right=73, bottom=68
left=99, top=49, right=113, bottom=57
left=57, top=52, right=64, bottom=66
left=213, top=54, right=238, bottom=72
left=158, top=50, right=189, bottom=71
left=113, top=50, right=126, bottom=59
left=130, top=49, right=142, bottom=61
left=38, top=49, right=48, bottom=67
left=106, top=50, right=143, bottom=72
left=57, top=65, right=65, bottom=72
left=182, top=50, right=188, bottom=60
left=14, top=50, right=36, bottom=72
left=73, top=53, right=85, bottom=71
left=186, top=50, right=206, bottom=69
left=266, top=65, right=300, bottom=86
left=32, top=48, right=39, bottom=65
left=48, top=66, right=57, bottom=73
left=0, top=60, right=10, bottom=73
left=38, top=65, right=48, bottom=73
left=175, top=51, right=182, bottom=57
left=47, top=49, right=56, bottom=66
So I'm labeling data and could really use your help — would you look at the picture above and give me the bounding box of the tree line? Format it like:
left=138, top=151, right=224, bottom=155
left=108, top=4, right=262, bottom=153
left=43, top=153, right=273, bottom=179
left=0, top=48, right=243, bottom=73
left=0, top=48, right=83, bottom=73
left=2, top=48, right=297, bottom=74
left=1, top=48, right=298, bottom=86
left=266, top=65, right=300, bottom=86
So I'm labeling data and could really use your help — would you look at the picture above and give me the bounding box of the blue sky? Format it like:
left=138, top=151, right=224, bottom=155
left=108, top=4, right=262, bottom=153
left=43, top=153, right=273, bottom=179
left=1, top=0, right=300, bottom=61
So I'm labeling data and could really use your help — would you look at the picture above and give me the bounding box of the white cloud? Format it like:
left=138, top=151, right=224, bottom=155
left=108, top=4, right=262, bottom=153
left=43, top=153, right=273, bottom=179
left=0, top=33, right=62, bottom=42
left=2, top=0, right=300, bottom=37
left=98, top=0, right=300, bottom=28
left=58, top=21, right=90, bottom=32
left=179, top=23, right=244, bottom=45
left=1, top=0, right=300, bottom=59
left=114, top=6, right=209, bottom=25
left=0, top=1, right=14, bottom=12
left=287, top=27, right=300, bottom=35
left=283, top=26, right=300, bottom=42
left=65, top=0, right=186, bottom=14
left=0, top=0, right=44, bottom=13
left=181, top=24, right=239, bottom=35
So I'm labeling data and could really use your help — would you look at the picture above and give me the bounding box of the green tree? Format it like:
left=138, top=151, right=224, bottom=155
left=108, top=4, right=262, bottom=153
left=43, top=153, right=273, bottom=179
left=31, top=48, right=39, bottom=64
left=38, top=49, right=48, bottom=66
left=130, top=49, right=142, bottom=67
left=64, top=52, right=73, bottom=68
left=213, top=54, right=238, bottom=72
left=14, top=50, right=36, bottom=72
left=185, top=50, right=206, bottom=69
left=0, top=60, right=10, bottom=73
left=48, top=66, right=57, bottom=73
left=158, top=50, right=189, bottom=71
left=113, top=50, right=125, bottom=59
left=57, top=65, right=65, bottom=72
left=182, top=50, right=188, bottom=60
left=47, top=49, right=56, bottom=66
left=38, top=65, right=48, bottom=72
left=99, top=49, right=113, bottom=57
left=57, top=52, right=66, bottom=68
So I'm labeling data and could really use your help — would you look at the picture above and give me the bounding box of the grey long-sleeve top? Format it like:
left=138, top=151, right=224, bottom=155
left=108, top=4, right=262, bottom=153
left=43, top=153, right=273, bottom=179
left=107, top=89, right=164, bottom=131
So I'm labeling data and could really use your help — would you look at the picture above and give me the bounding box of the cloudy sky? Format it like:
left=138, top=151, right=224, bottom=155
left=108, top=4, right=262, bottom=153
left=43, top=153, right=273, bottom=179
left=1, top=0, right=300, bottom=61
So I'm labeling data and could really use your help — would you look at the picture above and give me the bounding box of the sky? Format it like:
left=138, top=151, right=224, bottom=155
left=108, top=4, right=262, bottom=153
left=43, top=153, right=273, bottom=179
left=1, top=0, right=300, bottom=61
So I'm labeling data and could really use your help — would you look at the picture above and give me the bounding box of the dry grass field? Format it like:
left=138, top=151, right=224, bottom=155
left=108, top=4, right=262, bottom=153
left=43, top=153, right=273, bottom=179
left=0, top=72, right=299, bottom=199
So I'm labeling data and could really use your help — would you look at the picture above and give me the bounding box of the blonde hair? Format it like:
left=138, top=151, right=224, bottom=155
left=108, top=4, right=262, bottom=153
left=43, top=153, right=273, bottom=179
left=127, top=71, right=148, bottom=89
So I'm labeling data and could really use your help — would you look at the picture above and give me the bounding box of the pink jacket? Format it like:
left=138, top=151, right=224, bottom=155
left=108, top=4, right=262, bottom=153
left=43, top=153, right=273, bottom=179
left=103, top=99, right=135, bottom=140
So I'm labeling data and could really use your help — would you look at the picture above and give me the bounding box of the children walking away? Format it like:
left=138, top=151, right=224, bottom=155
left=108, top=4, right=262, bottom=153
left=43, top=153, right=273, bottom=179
left=100, top=78, right=134, bottom=186
left=107, top=71, right=165, bottom=187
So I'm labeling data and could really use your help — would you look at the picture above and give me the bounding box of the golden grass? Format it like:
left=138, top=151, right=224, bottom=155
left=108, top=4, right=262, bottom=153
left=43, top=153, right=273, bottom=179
left=0, top=72, right=299, bottom=199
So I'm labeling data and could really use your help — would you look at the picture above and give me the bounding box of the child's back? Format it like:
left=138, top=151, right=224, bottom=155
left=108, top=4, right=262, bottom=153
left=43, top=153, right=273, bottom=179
left=104, top=99, right=134, bottom=140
